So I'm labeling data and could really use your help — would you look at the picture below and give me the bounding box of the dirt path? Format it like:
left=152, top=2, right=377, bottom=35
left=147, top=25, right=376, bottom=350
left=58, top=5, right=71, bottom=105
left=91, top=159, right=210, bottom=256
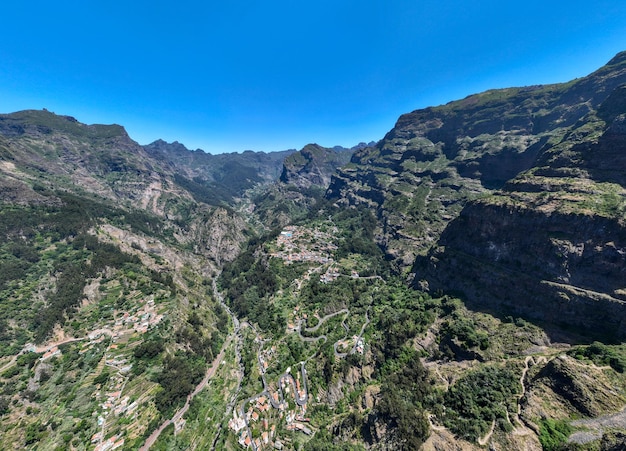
left=434, top=366, right=449, bottom=391
left=478, top=420, right=496, bottom=446
left=427, top=414, right=447, bottom=432
left=0, top=355, right=17, bottom=374
left=34, top=336, right=86, bottom=353
left=139, top=334, right=233, bottom=451
left=517, top=356, right=533, bottom=415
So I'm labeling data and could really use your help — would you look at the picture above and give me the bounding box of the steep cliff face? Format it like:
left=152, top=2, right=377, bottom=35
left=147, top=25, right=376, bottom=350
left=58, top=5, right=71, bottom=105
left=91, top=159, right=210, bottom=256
left=279, top=143, right=353, bottom=189
left=413, top=69, right=626, bottom=340
left=415, top=199, right=626, bottom=339
left=0, top=110, right=174, bottom=208
left=0, top=110, right=251, bottom=267
left=327, top=52, right=626, bottom=270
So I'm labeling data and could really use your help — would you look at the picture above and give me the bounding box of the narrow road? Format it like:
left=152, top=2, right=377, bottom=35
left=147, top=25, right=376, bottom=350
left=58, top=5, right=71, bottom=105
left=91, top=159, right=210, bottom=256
left=34, top=335, right=87, bottom=353
left=297, top=308, right=348, bottom=343
left=301, top=308, right=349, bottom=334
left=140, top=280, right=241, bottom=451
left=139, top=334, right=233, bottom=451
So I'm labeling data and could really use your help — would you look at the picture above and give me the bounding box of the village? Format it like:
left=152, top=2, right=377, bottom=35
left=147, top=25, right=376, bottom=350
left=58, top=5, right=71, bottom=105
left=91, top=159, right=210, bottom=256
left=227, top=221, right=371, bottom=450
left=15, top=221, right=367, bottom=451
left=228, top=362, right=311, bottom=451
left=269, top=225, right=338, bottom=267
left=19, top=296, right=166, bottom=451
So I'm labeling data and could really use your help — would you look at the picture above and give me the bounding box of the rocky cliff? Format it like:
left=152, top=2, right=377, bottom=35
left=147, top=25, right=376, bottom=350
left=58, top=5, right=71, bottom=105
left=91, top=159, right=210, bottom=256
left=414, top=76, right=626, bottom=341
left=327, top=52, right=626, bottom=340
left=279, top=143, right=354, bottom=188
left=327, top=52, right=626, bottom=272
left=144, top=139, right=294, bottom=200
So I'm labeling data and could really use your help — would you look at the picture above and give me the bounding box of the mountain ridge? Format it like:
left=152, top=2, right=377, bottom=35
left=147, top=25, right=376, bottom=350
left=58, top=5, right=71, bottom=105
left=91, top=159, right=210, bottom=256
left=1, top=52, right=626, bottom=450
left=327, top=51, right=626, bottom=270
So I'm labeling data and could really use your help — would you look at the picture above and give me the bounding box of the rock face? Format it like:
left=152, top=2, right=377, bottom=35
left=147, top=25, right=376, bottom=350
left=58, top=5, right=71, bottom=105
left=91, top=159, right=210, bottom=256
left=525, top=355, right=626, bottom=418
left=327, top=52, right=626, bottom=271
left=327, top=52, right=626, bottom=339
left=414, top=75, right=626, bottom=341
left=415, top=199, right=626, bottom=340
left=279, top=143, right=354, bottom=189
left=144, top=139, right=295, bottom=199
left=0, top=109, right=251, bottom=267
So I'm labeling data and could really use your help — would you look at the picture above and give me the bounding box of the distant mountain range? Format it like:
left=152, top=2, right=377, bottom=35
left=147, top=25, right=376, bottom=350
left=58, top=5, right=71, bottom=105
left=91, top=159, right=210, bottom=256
left=2, top=51, right=625, bottom=346
left=1, top=52, right=626, bottom=450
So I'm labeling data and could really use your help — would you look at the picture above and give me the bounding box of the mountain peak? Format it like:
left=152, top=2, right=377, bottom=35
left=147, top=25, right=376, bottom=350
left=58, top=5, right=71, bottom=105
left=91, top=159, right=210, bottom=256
left=606, top=50, right=626, bottom=67
left=0, top=109, right=128, bottom=140
left=280, top=143, right=354, bottom=188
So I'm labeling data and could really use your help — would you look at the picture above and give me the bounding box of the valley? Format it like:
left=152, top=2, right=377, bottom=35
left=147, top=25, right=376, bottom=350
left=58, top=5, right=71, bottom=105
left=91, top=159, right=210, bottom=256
left=1, top=52, right=626, bottom=450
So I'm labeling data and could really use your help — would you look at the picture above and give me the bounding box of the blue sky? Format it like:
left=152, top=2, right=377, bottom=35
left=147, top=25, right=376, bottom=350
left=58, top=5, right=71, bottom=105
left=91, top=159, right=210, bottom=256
left=2, top=1, right=626, bottom=153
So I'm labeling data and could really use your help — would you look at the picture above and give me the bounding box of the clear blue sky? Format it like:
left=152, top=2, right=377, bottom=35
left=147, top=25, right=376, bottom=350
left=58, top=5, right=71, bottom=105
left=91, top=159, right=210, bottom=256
left=2, top=1, right=626, bottom=153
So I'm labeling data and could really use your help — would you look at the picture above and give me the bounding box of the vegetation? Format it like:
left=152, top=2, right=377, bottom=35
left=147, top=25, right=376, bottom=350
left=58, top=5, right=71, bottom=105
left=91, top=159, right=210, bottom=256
left=303, top=429, right=365, bottom=451
left=154, top=352, right=205, bottom=416
left=442, top=364, right=519, bottom=442
left=377, top=349, right=431, bottom=448
left=220, top=247, right=285, bottom=335
left=34, top=234, right=140, bottom=341
left=5, top=61, right=626, bottom=450
left=538, top=418, right=573, bottom=451
left=173, top=173, right=233, bottom=206
left=440, top=308, right=490, bottom=352
left=569, top=342, right=626, bottom=373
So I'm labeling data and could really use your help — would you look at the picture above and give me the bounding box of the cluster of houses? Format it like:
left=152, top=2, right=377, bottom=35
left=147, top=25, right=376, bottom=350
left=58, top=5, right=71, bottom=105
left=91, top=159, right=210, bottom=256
left=100, top=391, right=138, bottom=417
left=270, top=226, right=338, bottom=265
left=92, top=371, right=133, bottom=448
left=96, top=370, right=129, bottom=420
left=355, top=336, right=365, bottom=354
left=284, top=410, right=312, bottom=436
left=92, top=334, right=140, bottom=450
left=40, top=345, right=61, bottom=360
left=258, top=345, right=276, bottom=373
left=14, top=293, right=167, bottom=450
left=320, top=265, right=341, bottom=284
left=291, top=375, right=307, bottom=406
left=230, top=399, right=277, bottom=450
left=286, top=306, right=307, bottom=333
left=105, top=354, right=132, bottom=374
left=90, top=433, right=124, bottom=451
left=114, top=299, right=163, bottom=335
left=229, top=371, right=312, bottom=449
left=230, top=395, right=310, bottom=450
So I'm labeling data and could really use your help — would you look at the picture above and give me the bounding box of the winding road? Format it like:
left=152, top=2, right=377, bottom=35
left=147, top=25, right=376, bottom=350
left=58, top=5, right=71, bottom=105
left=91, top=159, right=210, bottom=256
left=139, top=280, right=242, bottom=451
left=139, top=333, right=235, bottom=451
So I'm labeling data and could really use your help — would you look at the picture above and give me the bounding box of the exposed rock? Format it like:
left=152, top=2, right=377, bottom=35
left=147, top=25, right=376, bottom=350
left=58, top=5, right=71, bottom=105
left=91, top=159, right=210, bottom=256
left=327, top=52, right=626, bottom=273
left=413, top=89, right=626, bottom=340
left=523, top=355, right=626, bottom=420
left=279, top=143, right=353, bottom=189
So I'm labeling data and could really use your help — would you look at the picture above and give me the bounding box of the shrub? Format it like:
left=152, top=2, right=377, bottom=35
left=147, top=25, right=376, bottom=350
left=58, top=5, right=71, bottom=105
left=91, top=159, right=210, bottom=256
left=538, top=418, right=572, bottom=451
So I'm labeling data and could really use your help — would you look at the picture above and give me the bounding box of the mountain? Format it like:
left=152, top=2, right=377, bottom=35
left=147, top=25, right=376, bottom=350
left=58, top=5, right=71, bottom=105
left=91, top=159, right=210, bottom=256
left=280, top=143, right=356, bottom=188
left=327, top=52, right=626, bottom=341
left=413, top=66, right=626, bottom=342
left=0, top=110, right=263, bottom=449
left=242, top=143, right=356, bottom=231
left=327, top=52, right=626, bottom=270
left=143, top=139, right=295, bottom=201
left=2, top=53, right=626, bottom=451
